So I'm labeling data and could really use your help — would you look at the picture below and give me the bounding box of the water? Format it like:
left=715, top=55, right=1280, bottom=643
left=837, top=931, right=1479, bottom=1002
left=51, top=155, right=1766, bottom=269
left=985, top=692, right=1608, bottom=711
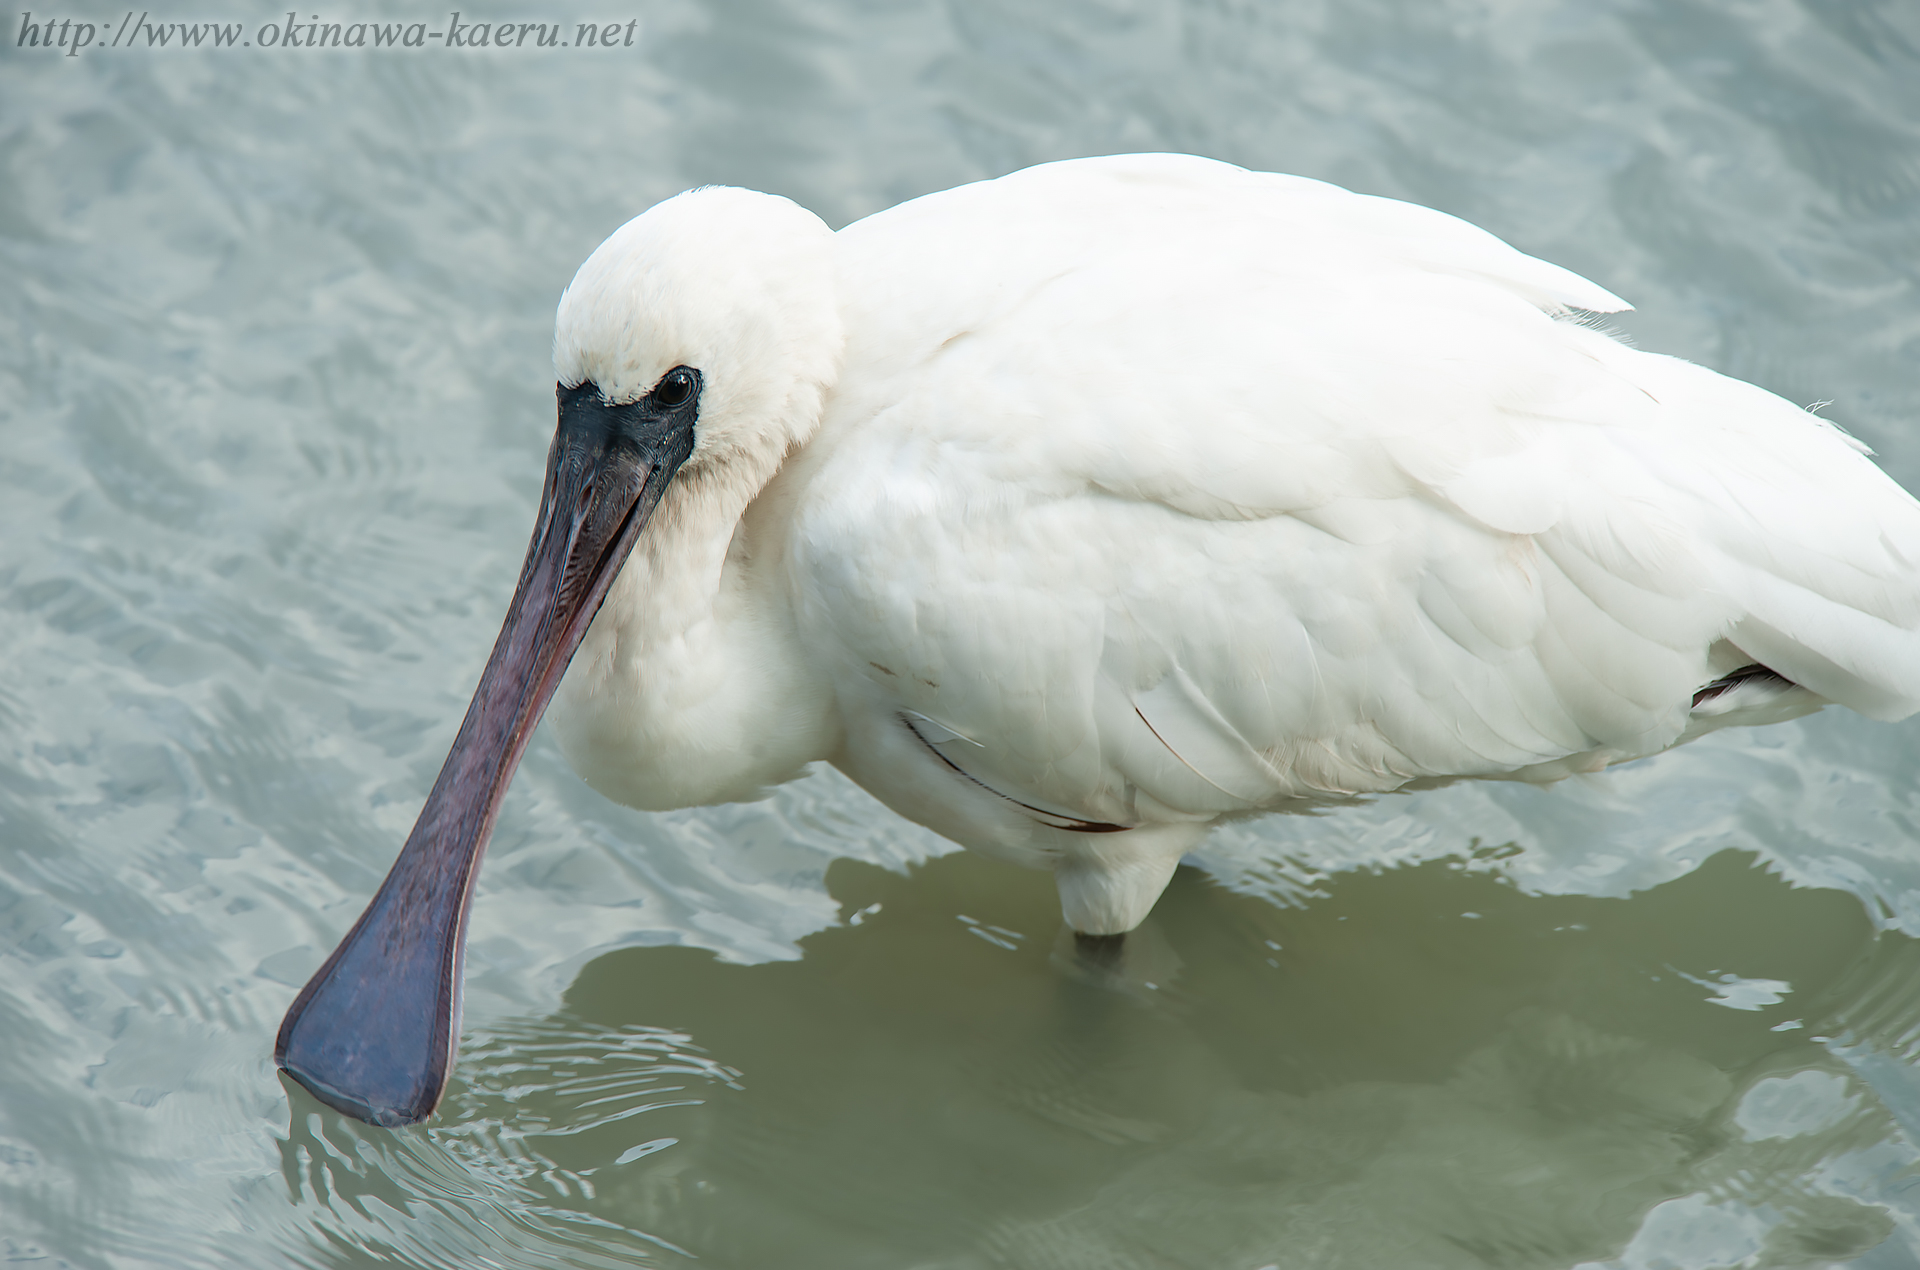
left=4, top=0, right=1920, bottom=1265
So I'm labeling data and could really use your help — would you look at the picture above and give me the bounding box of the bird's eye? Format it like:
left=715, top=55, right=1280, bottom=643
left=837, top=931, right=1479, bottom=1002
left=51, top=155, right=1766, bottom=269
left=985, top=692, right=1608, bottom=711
left=653, top=368, right=696, bottom=408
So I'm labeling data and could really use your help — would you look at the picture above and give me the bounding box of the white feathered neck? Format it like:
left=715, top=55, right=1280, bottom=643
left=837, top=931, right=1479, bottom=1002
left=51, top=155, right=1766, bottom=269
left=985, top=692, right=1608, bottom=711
left=547, top=187, right=848, bottom=811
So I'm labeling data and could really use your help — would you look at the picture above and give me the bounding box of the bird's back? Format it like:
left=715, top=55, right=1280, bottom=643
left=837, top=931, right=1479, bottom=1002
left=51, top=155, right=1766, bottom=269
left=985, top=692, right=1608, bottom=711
left=781, top=155, right=1920, bottom=875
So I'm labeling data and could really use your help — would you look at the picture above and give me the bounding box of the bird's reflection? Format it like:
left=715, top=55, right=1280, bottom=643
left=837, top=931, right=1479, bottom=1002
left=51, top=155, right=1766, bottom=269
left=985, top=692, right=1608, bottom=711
left=286, top=849, right=1920, bottom=1269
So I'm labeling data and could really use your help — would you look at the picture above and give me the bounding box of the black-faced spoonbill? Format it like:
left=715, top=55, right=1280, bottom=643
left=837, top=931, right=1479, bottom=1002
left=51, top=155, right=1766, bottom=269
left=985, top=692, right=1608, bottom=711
left=277, top=154, right=1920, bottom=1126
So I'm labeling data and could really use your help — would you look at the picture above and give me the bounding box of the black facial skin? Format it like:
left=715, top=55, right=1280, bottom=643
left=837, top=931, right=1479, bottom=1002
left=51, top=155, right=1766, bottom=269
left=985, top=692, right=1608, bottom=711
left=276, top=369, right=701, bottom=1126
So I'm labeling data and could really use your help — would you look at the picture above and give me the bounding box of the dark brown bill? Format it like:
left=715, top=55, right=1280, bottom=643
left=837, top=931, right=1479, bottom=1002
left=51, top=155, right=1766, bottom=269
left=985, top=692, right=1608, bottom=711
left=276, top=375, right=699, bottom=1126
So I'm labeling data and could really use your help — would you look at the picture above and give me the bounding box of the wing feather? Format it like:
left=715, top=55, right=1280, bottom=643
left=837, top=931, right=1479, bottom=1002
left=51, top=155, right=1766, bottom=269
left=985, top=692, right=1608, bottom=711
left=798, top=156, right=1920, bottom=836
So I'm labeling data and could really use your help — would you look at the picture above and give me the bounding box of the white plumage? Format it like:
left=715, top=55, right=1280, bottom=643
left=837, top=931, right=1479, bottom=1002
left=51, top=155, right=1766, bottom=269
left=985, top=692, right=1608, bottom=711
left=546, top=154, right=1920, bottom=934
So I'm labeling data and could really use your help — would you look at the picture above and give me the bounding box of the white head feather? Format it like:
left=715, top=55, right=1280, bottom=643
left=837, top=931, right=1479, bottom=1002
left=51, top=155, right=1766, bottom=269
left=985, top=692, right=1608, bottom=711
left=552, top=186, right=846, bottom=477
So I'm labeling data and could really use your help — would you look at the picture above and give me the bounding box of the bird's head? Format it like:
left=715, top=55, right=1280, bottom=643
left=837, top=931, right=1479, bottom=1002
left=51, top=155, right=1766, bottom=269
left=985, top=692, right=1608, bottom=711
left=275, top=186, right=844, bottom=1126
left=553, top=185, right=844, bottom=481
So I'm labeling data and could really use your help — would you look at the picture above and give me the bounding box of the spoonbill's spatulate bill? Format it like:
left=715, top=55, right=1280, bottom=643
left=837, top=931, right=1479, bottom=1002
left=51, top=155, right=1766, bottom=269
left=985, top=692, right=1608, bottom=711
left=277, top=154, right=1920, bottom=1125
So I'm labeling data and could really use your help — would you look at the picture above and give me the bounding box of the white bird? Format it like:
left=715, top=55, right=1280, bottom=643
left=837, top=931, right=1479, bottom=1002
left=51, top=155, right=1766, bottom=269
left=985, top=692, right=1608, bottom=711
left=277, top=154, right=1920, bottom=1125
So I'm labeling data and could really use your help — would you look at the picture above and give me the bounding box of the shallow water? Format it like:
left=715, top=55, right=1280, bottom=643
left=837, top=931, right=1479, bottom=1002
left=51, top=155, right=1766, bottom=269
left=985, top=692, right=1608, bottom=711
left=5, top=1, right=1920, bottom=1266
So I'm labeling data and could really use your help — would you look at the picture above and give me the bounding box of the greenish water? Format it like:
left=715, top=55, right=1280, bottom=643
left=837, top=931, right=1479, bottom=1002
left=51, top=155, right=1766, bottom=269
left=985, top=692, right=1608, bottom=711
left=5, top=1, right=1920, bottom=1266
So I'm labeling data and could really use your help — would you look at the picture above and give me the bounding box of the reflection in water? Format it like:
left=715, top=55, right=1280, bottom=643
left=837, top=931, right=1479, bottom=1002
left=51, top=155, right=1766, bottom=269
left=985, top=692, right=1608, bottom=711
left=284, top=849, right=1920, bottom=1268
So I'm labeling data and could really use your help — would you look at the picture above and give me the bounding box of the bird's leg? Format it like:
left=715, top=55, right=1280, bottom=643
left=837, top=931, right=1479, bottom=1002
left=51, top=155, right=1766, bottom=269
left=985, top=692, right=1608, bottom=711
left=1073, top=930, right=1128, bottom=969
left=1053, top=905, right=1185, bottom=997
